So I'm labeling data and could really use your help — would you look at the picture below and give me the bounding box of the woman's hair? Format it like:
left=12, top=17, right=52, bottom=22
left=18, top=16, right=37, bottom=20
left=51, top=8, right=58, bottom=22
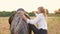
left=38, top=7, right=47, bottom=17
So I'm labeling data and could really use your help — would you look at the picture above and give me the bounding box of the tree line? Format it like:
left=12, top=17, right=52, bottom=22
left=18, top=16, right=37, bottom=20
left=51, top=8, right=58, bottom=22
left=0, top=10, right=60, bottom=17
left=0, top=11, right=35, bottom=17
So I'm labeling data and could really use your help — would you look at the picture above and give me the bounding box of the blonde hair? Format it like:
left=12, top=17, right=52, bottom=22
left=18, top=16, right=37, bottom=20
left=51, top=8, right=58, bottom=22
left=38, top=7, right=47, bottom=17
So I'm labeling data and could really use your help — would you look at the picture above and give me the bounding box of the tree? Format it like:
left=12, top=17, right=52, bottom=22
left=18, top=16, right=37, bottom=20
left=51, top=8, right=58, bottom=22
left=58, top=9, right=60, bottom=11
left=55, top=9, right=60, bottom=14
left=28, top=12, right=35, bottom=16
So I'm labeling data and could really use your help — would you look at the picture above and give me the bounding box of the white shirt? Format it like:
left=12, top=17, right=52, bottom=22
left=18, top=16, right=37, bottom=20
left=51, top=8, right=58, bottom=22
left=27, top=13, right=48, bottom=30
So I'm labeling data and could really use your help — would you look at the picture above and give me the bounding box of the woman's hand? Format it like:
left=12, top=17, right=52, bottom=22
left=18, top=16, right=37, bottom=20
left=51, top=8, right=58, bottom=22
left=22, top=14, right=27, bottom=20
left=32, top=11, right=39, bottom=14
left=32, top=11, right=36, bottom=14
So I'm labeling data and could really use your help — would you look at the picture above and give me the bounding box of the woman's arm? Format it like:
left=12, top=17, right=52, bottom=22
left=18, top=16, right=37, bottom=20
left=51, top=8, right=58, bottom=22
left=22, top=14, right=41, bottom=24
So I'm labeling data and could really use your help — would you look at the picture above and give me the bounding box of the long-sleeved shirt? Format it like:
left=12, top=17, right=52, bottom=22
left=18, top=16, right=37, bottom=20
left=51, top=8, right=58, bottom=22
left=26, top=13, right=48, bottom=30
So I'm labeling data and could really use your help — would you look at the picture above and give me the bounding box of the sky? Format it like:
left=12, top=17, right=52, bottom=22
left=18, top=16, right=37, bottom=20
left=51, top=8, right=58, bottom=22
left=0, top=0, right=60, bottom=13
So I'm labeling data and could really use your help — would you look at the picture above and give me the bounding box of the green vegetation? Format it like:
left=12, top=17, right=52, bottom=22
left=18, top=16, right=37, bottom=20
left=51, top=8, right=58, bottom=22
left=0, top=11, right=60, bottom=17
left=0, top=11, right=35, bottom=17
left=0, top=11, right=16, bottom=17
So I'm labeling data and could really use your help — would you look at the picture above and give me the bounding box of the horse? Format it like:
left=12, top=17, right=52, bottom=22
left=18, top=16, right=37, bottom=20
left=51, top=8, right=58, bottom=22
left=8, top=12, right=32, bottom=34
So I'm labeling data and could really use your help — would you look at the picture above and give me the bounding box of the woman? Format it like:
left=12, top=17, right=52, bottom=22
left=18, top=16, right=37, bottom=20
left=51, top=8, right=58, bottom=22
left=22, top=7, right=48, bottom=34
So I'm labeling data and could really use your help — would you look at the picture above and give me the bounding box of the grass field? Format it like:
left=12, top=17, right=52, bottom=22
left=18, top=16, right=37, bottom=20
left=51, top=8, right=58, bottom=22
left=0, top=17, right=60, bottom=34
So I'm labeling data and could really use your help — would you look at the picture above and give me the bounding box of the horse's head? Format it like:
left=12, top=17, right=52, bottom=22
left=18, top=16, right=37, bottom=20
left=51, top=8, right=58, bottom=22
left=10, top=10, right=30, bottom=34
left=9, top=8, right=31, bottom=34
left=9, top=8, right=30, bottom=25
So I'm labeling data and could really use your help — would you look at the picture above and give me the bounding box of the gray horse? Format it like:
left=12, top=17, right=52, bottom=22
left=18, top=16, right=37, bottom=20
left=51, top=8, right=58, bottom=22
left=8, top=8, right=31, bottom=34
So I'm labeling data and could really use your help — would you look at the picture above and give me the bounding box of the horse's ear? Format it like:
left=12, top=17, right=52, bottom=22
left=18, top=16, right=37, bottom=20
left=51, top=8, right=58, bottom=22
left=24, top=14, right=30, bottom=19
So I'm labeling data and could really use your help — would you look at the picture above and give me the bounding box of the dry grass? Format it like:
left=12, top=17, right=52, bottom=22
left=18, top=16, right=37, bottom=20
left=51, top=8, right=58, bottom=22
left=0, top=17, right=10, bottom=34
left=0, top=17, right=60, bottom=34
